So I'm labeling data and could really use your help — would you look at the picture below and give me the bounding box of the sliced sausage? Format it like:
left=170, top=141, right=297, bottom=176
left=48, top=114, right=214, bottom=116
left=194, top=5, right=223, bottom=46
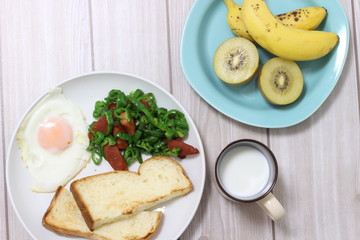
left=113, top=123, right=129, bottom=150
left=88, top=115, right=108, bottom=140
left=108, top=103, right=116, bottom=110
left=165, top=138, right=199, bottom=159
left=140, top=98, right=151, bottom=109
left=103, top=144, right=128, bottom=171
left=119, top=112, right=136, bottom=136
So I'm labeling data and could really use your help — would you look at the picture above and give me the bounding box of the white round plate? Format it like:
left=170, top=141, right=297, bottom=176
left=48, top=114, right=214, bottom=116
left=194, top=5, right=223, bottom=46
left=6, top=72, right=206, bottom=240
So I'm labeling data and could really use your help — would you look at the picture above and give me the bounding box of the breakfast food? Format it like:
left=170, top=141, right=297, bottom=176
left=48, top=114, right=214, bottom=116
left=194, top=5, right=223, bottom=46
left=213, top=37, right=259, bottom=85
left=258, top=57, right=304, bottom=105
left=241, top=0, right=338, bottom=61
left=87, top=89, right=199, bottom=170
left=16, top=88, right=90, bottom=192
left=224, top=0, right=327, bottom=41
left=70, top=156, right=193, bottom=230
left=43, top=186, right=162, bottom=240
left=276, top=7, right=327, bottom=30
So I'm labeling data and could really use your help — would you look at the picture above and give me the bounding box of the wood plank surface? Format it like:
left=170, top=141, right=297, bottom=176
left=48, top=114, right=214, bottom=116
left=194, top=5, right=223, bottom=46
left=90, top=0, right=171, bottom=89
left=271, top=0, right=360, bottom=239
left=0, top=0, right=359, bottom=239
left=272, top=71, right=360, bottom=239
left=0, top=69, right=8, bottom=239
left=353, top=0, right=360, bottom=79
left=167, top=1, right=271, bottom=239
left=0, top=0, right=92, bottom=239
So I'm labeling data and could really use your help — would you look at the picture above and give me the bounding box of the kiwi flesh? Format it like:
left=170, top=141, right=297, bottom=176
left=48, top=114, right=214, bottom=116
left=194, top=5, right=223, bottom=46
left=213, top=37, right=259, bottom=85
left=258, top=57, right=304, bottom=105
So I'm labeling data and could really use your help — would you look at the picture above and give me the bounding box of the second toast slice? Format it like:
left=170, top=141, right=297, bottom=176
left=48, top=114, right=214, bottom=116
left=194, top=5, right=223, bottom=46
left=43, top=186, right=161, bottom=240
left=70, top=156, right=193, bottom=230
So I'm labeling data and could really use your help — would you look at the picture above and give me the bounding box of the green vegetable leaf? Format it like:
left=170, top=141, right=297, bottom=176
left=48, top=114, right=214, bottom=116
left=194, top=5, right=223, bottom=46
left=87, top=89, right=191, bottom=166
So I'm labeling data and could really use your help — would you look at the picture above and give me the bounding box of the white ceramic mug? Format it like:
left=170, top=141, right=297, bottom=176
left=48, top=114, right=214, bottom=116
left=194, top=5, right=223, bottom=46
left=215, top=139, right=285, bottom=221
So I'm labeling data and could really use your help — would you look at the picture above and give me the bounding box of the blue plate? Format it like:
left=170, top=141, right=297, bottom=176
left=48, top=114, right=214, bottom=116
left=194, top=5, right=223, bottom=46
left=181, top=0, right=349, bottom=128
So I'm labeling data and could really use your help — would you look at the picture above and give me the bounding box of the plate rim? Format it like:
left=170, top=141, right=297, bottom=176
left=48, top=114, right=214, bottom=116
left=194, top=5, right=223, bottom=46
left=180, top=0, right=350, bottom=128
left=5, top=71, right=206, bottom=240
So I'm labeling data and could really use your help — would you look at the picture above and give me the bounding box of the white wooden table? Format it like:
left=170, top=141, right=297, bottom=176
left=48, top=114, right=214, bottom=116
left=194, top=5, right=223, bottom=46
left=1, top=0, right=359, bottom=239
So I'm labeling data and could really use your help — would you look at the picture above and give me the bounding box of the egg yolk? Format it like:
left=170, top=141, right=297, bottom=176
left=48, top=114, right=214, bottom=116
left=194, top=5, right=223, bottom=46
left=37, top=117, right=73, bottom=152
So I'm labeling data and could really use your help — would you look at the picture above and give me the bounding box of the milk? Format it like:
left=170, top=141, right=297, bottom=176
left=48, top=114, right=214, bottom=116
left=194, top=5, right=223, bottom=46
left=219, top=146, right=270, bottom=198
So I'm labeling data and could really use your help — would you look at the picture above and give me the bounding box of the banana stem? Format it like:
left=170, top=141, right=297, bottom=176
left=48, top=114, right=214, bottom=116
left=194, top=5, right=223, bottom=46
left=224, top=0, right=238, bottom=9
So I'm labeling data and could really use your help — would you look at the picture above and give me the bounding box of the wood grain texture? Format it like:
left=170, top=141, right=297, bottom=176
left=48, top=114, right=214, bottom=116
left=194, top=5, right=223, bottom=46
left=353, top=0, right=360, bottom=100
left=0, top=0, right=92, bottom=239
left=166, top=1, right=271, bottom=239
left=271, top=0, right=360, bottom=239
left=0, top=64, right=8, bottom=239
left=90, top=0, right=171, bottom=90
left=0, top=0, right=359, bottom=239
left=0, top=2, right=7, bottom=237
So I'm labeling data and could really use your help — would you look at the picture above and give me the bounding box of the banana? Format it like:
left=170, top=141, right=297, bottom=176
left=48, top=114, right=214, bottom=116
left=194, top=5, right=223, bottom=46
left=242, top=0, right=338, bottom=61
left=277, top=7, right=327, bottom=30
left=224, top=0, right=253, bottom=41
left=224, top=0, right=327, bottom=42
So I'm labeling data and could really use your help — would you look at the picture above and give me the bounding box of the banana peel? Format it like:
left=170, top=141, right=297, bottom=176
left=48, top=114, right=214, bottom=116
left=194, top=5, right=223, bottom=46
left=225, top=0, right=327, bottom=42
left=241, top=0, right=338, bottom=61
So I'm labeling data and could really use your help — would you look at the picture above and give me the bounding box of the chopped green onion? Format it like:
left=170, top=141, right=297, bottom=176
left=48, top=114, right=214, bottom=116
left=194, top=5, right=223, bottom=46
left=88, top=89, right=191, bottom=166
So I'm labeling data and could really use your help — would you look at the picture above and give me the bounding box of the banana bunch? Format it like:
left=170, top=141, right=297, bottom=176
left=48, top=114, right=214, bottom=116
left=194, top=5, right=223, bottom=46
left=239, top=0, right=338, bottom=61
left=224, top=0, right=327, bottom=42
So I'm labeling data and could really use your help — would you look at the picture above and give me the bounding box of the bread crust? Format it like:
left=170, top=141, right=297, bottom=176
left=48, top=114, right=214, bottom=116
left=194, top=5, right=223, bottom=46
left=70, top=182, right=96, bottom=231
left=70, top=156, right=193, bottom=230
left=43, top=186, right=163, bottom=240
left=42, top=186, right=90, bottom=237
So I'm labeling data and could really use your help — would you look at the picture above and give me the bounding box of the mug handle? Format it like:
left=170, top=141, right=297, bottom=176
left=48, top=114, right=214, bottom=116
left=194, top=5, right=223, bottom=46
left=256, top=192, right=285, bottom=221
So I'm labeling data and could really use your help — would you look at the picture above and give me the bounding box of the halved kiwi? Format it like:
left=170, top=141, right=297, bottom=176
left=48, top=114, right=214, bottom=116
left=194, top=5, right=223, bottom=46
left=213, top=37, right=259, bottom=85
left=258, top=57, right=304, bottom=105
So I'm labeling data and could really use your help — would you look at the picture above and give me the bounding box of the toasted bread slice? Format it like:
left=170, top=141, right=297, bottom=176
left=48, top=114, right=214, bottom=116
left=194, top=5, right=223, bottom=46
left=43, top=186, right=162, bottom=240
left=70, top=156, right=192, bottom=230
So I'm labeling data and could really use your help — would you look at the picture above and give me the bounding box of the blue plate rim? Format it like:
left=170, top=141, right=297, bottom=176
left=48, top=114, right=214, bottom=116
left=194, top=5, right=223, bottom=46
left=180, top=0, right=350, bottom=128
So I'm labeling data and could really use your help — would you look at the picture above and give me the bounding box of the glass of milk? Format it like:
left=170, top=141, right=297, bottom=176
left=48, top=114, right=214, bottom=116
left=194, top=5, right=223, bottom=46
left=215, top=139, right=285, bottom=221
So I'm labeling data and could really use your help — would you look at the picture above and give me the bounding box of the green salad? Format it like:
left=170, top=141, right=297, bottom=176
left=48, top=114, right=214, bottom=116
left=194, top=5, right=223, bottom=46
left=87, top=89, right=191, bottom=166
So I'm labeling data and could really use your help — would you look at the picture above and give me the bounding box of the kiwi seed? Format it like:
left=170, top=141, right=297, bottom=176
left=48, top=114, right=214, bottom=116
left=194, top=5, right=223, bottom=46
left=213, top=37, right=259, bottom=85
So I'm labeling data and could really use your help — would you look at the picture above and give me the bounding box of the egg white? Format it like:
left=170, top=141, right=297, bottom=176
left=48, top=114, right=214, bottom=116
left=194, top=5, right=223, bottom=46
left=16, top=88, right=91, bottom=192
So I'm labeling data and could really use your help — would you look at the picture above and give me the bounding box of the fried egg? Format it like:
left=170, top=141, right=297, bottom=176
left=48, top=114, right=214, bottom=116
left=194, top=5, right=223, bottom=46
left=16, top=88, right=90, bottom=192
